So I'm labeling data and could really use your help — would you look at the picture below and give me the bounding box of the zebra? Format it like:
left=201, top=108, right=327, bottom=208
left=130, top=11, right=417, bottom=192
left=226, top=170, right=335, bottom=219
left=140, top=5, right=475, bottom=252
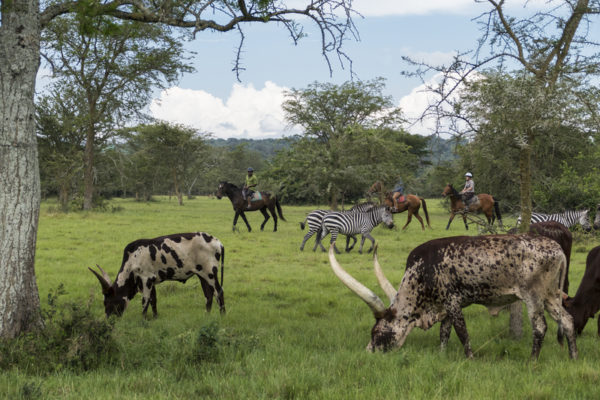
left=594, top=204, right=600, bottom=230
left=299, top=202, right=376, bottom=252
left=317, top=205, right=395, bottom=254
left=517, top=209, right=592, bottom=231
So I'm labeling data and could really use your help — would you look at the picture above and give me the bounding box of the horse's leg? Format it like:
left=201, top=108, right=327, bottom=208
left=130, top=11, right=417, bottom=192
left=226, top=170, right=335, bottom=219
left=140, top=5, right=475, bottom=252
left=413, top=210, right=425, bottom=231
left=259, top=207, right=270, bottom=231
left=232, top=212, right=240, bottom=232
left=268, top=205, right=278, bottom=232
left=445, top=212, right=456, bottom=230
left=402, top=210, right=413, bottom=230
left=239, top=211, right=252, bottom=232
left=462, top=213, right=469, bottom=230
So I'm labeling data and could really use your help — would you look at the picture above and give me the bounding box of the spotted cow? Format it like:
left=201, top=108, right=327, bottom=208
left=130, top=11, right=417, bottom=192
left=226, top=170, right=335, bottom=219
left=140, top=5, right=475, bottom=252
left=564, top=245, right=600, bottom=336
left=329, top=235, right=577, bottom=359
left=89, top=232, right=225, bottom=318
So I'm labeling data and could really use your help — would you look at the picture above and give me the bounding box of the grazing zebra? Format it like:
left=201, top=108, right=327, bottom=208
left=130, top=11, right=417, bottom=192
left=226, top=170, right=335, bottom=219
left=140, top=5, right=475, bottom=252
left=517, top=210, right=592, bottom=231
left=299, top=202, right=376, bottom=252
left=594, top=204, right=600, bottom=230
left=318, top=205, right=395, bottom=254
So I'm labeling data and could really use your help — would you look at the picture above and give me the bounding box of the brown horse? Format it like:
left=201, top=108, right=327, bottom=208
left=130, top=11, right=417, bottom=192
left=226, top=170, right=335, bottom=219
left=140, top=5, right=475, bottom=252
left=383, top=192, right=431, bottom=230
left=366, top=181, right=385, bottom=204
left=441, top=183, right=502, bottom=230
left=216, top=181, right=286, bottom=232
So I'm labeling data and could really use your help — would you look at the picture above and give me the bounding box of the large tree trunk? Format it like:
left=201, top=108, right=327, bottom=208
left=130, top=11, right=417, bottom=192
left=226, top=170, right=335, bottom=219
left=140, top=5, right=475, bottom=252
left=0, top=0, right=44, bottom=338
left=509, top=136, right=534, bottom=338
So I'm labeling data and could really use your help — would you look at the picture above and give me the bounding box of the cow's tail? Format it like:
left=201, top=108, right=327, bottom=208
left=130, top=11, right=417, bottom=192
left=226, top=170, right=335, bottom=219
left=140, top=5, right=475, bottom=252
left=556, top=253, right=568, bottom=346
left=493, top=197, right=503, bottom=227
left=275, top=196, right=287, bottom=221
left=220, top=244, right=225, bottom=287
left=420, top=197, right=432, bottom=228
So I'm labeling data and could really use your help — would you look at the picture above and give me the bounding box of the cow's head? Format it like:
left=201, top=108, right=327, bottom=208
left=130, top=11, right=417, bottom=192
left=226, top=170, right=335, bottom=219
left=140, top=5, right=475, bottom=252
left=328, top=245, right=416, bottom=352
left=89, top=265, right=129, bottom=317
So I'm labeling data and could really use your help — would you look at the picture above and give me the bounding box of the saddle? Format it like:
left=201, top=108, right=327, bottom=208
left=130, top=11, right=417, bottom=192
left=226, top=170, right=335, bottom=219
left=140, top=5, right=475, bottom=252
left=249, top=191, right=263, bottom=202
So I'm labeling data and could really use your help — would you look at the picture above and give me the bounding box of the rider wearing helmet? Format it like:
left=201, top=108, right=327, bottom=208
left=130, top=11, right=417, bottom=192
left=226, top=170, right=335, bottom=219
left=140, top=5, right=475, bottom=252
left=243, top=167, right=258, bottom=209
left=459, top=172, right=475, bottom=213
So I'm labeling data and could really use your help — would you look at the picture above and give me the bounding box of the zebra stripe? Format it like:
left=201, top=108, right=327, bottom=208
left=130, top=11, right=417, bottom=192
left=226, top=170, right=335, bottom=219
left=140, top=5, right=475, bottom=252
left=518, top=210, right=591, bottom=230
left=299, top=203, right=376, bottom=252
left=319, top=205, right=394, bottom=254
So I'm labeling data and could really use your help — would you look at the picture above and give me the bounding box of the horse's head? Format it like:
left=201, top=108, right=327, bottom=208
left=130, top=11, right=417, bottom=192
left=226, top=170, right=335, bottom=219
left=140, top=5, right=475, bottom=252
left=383, top=192, right=395, bottom=208
left=215, top=181, right=228, bottom=199
left=441, top=183, right=454, bottom=198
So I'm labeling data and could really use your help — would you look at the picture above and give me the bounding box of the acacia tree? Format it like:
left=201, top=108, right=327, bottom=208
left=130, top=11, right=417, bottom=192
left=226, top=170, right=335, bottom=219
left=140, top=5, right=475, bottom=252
left=0, top=0, right=357, bottom=338
left=405, top=0, right=600, bottom=228
left=279, top=79, right=415, bottom=207
left=405, top=0, right=600, bottom=337
left=42, top=15, right=193, bottom=210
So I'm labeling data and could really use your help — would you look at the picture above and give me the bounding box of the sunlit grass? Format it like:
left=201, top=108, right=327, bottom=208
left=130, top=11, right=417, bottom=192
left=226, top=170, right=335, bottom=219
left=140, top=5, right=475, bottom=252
left=1, top=196, right=598, bottom=399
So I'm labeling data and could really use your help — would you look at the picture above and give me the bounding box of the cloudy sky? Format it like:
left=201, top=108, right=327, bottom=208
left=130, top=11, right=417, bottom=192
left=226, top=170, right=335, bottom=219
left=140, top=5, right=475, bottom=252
left=74, top=0, right=564, bottom=139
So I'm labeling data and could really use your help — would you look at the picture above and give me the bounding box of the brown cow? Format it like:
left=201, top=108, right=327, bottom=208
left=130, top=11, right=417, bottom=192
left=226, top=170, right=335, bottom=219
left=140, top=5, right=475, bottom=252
left=564, top=245, right=600, bottom=336
left=329, top=235, right=577, bottom=359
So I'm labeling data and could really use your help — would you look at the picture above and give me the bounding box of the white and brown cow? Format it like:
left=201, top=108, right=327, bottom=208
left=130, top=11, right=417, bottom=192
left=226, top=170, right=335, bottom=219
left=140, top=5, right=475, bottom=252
left=329, top=234, right=578, bottom=359
left=89, top=232, right=225, bottom=318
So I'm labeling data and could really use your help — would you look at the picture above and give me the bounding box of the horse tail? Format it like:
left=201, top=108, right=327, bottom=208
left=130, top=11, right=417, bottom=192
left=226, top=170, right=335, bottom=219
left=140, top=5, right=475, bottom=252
left=275, top=196, right=287, bottom=221
left=493, top=197, right=503, bottom=227
left=420, top=197, right=432, bottom=228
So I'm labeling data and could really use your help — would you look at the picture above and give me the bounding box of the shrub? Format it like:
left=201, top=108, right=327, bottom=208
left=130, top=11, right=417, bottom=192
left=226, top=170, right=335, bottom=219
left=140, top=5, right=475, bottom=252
left=0, top=285, right=118, bottom=374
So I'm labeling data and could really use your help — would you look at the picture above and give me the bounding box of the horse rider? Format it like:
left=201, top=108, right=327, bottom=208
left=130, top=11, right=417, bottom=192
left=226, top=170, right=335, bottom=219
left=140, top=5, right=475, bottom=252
left=459, top=172, right=475, bottom=213
left=243, top=167, right=258, bottom=209
left=391, top=177, right=407, bottom=208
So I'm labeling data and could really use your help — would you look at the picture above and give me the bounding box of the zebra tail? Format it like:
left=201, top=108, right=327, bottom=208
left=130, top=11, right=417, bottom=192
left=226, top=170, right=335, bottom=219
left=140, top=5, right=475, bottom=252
left=275, top=197, right=287, bottom=221
left=493, top=198, right=503, bottom=227
left=299, top=220, right=306, bottom=230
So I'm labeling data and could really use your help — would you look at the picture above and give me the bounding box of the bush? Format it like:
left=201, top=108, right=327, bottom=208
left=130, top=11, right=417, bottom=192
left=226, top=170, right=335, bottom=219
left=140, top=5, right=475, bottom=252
left=0, top=285, right=118, bottom=374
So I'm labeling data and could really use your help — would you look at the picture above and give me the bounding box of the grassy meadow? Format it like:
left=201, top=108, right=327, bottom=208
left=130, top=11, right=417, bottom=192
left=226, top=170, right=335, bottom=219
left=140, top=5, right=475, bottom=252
left=2, top=196, right=600, bottom=399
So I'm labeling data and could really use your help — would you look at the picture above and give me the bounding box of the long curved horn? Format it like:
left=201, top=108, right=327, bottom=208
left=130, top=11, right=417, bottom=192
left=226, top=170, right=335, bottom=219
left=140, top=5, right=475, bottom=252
left=328, top=245, right=386, bottom=317
left=373, top=244, right=396, bottom=303
left=88, top=265, right=112, bottom=293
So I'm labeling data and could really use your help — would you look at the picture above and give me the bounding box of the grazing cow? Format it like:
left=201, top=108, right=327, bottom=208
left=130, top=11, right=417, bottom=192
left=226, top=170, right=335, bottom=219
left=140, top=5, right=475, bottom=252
left=564, top=246, right=600, bottom=336
left=328, top=235, right=577, bottom=359
left=89, top=232, right=225, bottom=318
left=509, top=221, right=572, bottom=293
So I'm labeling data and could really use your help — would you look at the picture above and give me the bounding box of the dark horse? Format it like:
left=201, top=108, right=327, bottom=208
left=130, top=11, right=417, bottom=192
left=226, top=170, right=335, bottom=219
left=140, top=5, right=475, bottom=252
left=383, top=192, right=431, bottom=230
left=441, top=183, right=502, bottom=230
left=216, top=181, right=286, bottom=232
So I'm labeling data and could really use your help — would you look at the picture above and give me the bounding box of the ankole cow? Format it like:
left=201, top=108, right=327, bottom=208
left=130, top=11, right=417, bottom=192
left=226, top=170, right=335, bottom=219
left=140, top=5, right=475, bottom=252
left=564, top=245, right=600, bottom=336
left=89, top=232, right=225, bottom=318
left=328, top=235, right=578, bottom=359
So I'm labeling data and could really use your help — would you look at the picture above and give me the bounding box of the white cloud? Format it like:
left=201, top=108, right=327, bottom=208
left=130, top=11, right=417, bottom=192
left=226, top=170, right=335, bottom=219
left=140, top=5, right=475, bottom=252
left=149, top=82, right=300, bottom=139
left=353, top=0, right=476, bottom=16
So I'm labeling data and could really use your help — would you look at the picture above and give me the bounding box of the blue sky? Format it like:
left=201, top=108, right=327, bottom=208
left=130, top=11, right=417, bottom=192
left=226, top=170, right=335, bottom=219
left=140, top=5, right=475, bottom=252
left=148, top=1, right=498, bottom=139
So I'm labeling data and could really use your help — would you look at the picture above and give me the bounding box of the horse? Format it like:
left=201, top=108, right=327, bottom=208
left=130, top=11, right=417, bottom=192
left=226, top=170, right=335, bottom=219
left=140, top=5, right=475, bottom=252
left=383, top=192, right=431, bottom=230
left=366, top=181, right=385, bottom=204
left=216, top=181, right=286, bottom=232
left=441, top=183, right=502, bottom=230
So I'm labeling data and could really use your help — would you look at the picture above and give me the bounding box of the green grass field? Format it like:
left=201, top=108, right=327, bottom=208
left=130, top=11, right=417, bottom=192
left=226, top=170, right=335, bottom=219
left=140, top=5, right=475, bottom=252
left=2, top=196, right=600, bottom=399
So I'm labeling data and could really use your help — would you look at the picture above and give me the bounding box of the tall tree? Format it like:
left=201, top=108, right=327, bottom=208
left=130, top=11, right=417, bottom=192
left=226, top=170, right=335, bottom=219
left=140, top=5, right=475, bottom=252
left=279, top=79, right=417, bottom=207
left=42, top=15, right=192, bottom=210
left=0, top=0, right=358, bottom=338
left=405, top=0, right=600, bottom=230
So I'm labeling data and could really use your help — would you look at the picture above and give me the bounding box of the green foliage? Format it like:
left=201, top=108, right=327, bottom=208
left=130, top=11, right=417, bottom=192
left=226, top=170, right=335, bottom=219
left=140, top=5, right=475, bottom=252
left=0, top=285, right=118, bottom=374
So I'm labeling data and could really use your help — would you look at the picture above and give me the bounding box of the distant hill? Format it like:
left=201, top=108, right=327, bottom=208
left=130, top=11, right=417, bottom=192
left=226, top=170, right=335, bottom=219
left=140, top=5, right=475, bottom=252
left=208, top=137, right=294, bottom=160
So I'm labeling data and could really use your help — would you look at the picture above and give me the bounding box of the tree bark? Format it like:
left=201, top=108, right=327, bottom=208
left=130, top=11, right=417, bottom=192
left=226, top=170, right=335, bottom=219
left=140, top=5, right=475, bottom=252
left=0, top=0, right=44, bottom=338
